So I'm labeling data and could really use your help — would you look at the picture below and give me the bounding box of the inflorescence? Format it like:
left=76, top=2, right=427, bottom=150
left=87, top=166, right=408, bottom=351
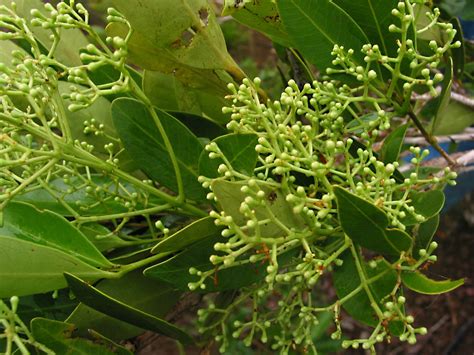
left=193, top=1, right=458, bottom=353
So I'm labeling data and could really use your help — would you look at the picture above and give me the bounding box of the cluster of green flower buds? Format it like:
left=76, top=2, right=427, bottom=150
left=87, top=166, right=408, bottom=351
left=194, top=3, right=461, bottom=346
left=328, top=1, right=461, bottom=101
left=191, top=73, right=458, bottom=352
left=30, top=1, right=89, bottom=30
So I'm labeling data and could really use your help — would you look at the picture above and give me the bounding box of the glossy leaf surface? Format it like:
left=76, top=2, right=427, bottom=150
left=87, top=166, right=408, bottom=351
left=65, top=273, right=193, bottom=344
left=414, top=215, right=439, bottom=252
left=143, top=70, right=229, bottom=124
left=67, top=271, right=181, bottom=342
left=199, top=134, right=258, bottom=178
left=111, top=98, right=205, bottom=200
left=380, top=124, right=408, bottom=164
left=431, top=101, right=474, bottom=135
left=0, top=237, right=110, bottom=298
left=277, top=0, right=370, bottom=70
left=333, top=0, right=399, bottom=57
left=80, top=223, right=131, bottom=252
left=0, top=202, right=112, bottom=268
left=335, top=187, right=412, bottom=254
left=211, top=179, right=305, bottom=237
left=110, top=0, right=237, bottom=72
left=400, top=190, right=445, bottom=226
left=152, top=217, right=221, bottom=254
left=333, top=250, right=401, bottom=333
left=401, top=271, right=464, bottom=295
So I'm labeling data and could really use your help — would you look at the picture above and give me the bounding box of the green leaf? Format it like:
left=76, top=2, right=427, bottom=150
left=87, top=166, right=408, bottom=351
left=111, top=98, right=206, bottom=201
left=145, top=234, right=292, bottom=292
left=64, top=273, right=193, bottom=344
left=152, top=217, right=221, bottom=254
left=14, top=175, right=148, bottom=217
left=86, top=329, right=133, bottom=355
left=31, top=318, right=128, bottom=355
left=380, top=124, right=408, bottom=164
left=277, top=0, right=371, bottom=71
left=80, top=223, right=131, bottom=252
left=0, top=202, right=112, bottom=268
left=0, top=237, right=110, bottom=298
left=66, top=271, right=181, bottom=342
left=143, top=70, right=230, bottom=124
left=414, top=4, right=445, bottom=44
left=431, top=101, right=474, bottom=135
left=199, top=134, right=258, bottom=178
left=110, top=0, right=238, bottom=72
left=400, top=190, right=445, bottom=226
left=0, top=40, right=26, bottom=66
left=169, top=111, right=226, bottom=139
left=414, top=214, right=439, bottom=252
left=441, top=0, right=474, bottom=21
left=332, top=0, right=399, bottom=57
left=16, top=290, right=78, bottom=326
left=345, top=113, right=378, bottom=134
left=449, top=17, right=465, bottom=78
left=431, top=57, right=454, bottom=135
left=401, top=271, right=464, bottom=295
left=58, top=81, right=118, bottom=157
left=211, top=179, right=306, bottom=238
left=333, top=251, right=400, bottom=329
left=223, top=0, right=291, bottom=46
left=334, top=187, right=412, bottom=254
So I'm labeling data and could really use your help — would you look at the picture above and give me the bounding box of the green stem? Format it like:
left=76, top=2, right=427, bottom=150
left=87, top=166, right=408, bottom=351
left=407, top=111, right=456, bottom=166
left=115, top=250, right=173, bottom=277
left=60, top=143, right=206, bottom=217
left=51, top=89, right=73, bottom=143
left=129, top=80, right=185, bottom=202
left=350, top=244, right=384, bottom=319
left=75, top=204, right=172, bottom=223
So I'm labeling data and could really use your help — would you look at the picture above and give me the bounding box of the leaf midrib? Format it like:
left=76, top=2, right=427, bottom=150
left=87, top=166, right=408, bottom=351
left=119, top=106, right=199, bottom=180
left=339, top=191, right=399, bottom=253
left=0, top=220, right=109, bottom=268
left=288, top=0, right=335, bottom=46
left=367, top=0, right=388, bottom=55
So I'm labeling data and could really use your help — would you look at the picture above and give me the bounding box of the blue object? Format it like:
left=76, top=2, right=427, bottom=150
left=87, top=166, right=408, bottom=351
left=460, top=19, right=474, bottom=40
left=404, top=142, right=474, bottom=212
